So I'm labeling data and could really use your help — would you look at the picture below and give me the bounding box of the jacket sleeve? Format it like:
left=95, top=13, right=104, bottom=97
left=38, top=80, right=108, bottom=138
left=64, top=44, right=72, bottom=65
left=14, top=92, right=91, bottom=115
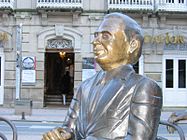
left=126, top=78, right=163, bottom=140
left=62, top=84, right=82, bottom=137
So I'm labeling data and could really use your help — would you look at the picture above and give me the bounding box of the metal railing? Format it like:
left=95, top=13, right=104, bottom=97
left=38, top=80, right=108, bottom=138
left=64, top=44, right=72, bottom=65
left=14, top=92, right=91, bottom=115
left=0, top=0, right=14, bottom=9
left=156, top=0, right=187, bottom=12
left=108, top=0, right=154, bottom=11
left=36, top=0, right=83, bottom=9
left=0, top=116, right=17, bottom=140
left=157, top=120, right=185, bottom=140
left=108, top=0, right=187, bottom=12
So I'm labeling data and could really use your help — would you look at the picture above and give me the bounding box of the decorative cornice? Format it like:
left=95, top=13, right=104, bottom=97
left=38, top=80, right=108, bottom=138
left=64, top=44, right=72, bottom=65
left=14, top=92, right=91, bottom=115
left=47, top=39, right=73, bottom=49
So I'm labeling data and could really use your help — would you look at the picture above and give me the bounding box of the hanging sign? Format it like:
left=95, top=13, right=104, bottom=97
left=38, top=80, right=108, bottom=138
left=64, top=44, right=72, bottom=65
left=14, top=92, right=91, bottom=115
left=22, top=56, right=36, bottom=85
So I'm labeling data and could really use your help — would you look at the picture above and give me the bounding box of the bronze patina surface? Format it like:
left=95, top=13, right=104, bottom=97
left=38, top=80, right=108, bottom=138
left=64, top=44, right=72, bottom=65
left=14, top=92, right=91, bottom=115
left=167, top=111, right=187, bottom=134
left=42, top=12, right=162, bottom=140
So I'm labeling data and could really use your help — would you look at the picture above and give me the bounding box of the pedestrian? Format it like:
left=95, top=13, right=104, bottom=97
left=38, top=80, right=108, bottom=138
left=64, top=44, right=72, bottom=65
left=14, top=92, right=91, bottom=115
left=61, top=71, right=71, bottom=95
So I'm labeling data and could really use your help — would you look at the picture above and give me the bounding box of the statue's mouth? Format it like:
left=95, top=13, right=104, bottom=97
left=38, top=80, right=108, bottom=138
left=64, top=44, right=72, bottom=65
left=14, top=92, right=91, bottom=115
left=94, top=45, right=107, bottom=58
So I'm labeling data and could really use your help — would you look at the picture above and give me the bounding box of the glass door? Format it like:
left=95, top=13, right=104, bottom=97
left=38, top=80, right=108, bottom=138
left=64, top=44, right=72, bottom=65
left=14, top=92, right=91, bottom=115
left=163, top=55, right=187, bottom=107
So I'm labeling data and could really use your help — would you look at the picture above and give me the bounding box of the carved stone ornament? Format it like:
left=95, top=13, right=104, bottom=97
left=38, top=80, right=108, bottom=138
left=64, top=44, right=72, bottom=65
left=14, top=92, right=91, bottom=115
left=47, top=39, right=73, bottom=49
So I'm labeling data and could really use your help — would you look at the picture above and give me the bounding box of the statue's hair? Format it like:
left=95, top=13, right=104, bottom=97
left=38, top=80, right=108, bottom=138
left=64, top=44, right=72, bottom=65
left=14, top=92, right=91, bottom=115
left=104, top=13, right=144, bottom=64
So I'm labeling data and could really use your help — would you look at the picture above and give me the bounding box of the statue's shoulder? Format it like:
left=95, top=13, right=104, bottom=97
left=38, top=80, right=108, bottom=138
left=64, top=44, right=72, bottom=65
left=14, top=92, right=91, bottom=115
left=136, top=75, right=161, bottom=89
left=132, top=75, right=162, bottom=102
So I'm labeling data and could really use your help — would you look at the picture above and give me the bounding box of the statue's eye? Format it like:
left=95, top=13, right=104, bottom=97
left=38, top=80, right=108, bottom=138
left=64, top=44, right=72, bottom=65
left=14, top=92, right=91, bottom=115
left=102, top=32, right=111, bottom=40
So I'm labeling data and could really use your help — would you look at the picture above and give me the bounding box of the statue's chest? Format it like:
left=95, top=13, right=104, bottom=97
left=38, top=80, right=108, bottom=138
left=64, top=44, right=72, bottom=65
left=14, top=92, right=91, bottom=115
left=77, top=79, right=135, bottom=138
left=81, top=79, right=134, bottom=120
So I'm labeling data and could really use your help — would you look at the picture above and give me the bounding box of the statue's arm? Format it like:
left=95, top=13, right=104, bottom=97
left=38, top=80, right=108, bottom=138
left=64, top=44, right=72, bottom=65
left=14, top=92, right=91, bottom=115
left=62, top=86, right=81, bottom=135
left=42, top=85, right=81, bottom=140
left=127, top=79, right=162, bottom=140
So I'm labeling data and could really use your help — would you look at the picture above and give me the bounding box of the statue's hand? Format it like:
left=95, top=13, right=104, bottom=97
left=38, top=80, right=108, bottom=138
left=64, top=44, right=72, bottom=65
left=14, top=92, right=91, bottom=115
left=167, top=112, right=178, bottom=134
left=42, top=127, right=71, bottom=140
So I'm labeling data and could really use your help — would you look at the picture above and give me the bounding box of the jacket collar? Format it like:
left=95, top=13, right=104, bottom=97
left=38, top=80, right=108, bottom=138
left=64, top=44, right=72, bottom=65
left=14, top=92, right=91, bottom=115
left=100, top=64, right=136, bottom=82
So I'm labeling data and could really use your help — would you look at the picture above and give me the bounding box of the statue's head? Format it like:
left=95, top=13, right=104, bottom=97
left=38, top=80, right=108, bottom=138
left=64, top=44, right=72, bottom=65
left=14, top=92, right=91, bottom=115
left=92, top=12, right=144, bottom=71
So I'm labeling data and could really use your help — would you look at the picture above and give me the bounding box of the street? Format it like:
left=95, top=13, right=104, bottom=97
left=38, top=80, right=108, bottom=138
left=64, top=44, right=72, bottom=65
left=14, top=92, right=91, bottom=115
left=0, top=121, right=63, bottom=140
left=0, top=121, right=186, bottom=140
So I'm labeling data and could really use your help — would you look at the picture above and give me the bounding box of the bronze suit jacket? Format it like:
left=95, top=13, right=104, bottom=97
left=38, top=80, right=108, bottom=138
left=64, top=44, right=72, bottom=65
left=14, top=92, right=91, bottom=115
left=63, top=64, right=162, bottom=140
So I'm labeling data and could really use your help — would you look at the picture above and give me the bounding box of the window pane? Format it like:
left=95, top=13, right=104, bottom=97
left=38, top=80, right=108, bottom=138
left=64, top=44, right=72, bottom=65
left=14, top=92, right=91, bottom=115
left=166, top=0, right=174, bottom=3
left=166, top=59, right=173, bottom=88
left=179, top=0, right=184, bottom=3
left=178, top=60, right=186, bottom=88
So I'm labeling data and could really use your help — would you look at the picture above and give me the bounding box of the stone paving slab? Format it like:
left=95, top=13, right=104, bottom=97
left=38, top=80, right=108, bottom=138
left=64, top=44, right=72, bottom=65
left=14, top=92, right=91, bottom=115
left=0, top=107, right=68, bottom=122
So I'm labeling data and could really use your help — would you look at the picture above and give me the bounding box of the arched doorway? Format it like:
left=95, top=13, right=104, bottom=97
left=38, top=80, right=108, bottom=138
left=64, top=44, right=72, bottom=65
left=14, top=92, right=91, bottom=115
left=44, top=39, right=74, bottom=106
left=37, top=26, right=83, bottom=107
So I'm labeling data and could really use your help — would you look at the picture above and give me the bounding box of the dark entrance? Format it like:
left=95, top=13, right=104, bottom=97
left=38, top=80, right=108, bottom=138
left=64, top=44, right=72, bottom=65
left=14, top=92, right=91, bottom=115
left=44, top=51, right=74, bottom=106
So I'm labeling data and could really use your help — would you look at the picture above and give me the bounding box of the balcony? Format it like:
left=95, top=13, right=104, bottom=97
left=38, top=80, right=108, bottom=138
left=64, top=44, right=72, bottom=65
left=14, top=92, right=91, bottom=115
left=0, top=0, right=14, bottom=9
left=156, top=0, right=187, bottom=12
left=108, top=0, right=154, bottom=11
left=36, top=0, right=83, bottom=9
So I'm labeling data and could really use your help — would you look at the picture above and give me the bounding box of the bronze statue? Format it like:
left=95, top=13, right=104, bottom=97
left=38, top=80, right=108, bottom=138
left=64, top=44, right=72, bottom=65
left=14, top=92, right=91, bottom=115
left=167, top=111, right=187, bottom=133
left=42, top=12, right=163, bottom=140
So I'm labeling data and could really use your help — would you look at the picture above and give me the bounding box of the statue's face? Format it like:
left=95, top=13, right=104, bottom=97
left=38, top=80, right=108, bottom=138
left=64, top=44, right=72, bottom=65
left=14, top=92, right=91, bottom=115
left=92, top=17, right=130, bottom=70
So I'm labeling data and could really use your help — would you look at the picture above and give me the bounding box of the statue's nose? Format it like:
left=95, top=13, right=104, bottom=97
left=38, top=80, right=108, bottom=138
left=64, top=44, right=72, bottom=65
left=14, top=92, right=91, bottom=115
left=91, top=40, right=96, bottom=45
left=91, top=35, right=101, bottom=46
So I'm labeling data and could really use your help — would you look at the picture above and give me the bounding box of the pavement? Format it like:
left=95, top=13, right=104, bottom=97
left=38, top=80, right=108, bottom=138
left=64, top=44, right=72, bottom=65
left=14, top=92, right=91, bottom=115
left=0, top=105, right=187, bottom=123
left=0, top=105, right=68, bottom=122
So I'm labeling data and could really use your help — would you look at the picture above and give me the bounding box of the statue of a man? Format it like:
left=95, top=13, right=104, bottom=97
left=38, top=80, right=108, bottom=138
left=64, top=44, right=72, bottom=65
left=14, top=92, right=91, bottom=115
left=43, top=12, right=162, bottom=140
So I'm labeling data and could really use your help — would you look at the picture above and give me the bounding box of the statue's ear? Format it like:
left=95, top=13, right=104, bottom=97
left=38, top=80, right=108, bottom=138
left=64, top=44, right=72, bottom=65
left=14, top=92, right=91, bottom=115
left=129, top=39, right=140, bottom=54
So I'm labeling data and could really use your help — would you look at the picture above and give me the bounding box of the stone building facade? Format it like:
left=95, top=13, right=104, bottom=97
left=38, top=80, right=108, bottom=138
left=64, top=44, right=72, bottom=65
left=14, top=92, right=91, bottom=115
left=0, top=0, right=187, bottom=108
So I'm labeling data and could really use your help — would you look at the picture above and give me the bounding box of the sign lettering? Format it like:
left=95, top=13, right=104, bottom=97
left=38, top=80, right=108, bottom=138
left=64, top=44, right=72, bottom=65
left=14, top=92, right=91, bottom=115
left=144, top=33, right=185, bottom=45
